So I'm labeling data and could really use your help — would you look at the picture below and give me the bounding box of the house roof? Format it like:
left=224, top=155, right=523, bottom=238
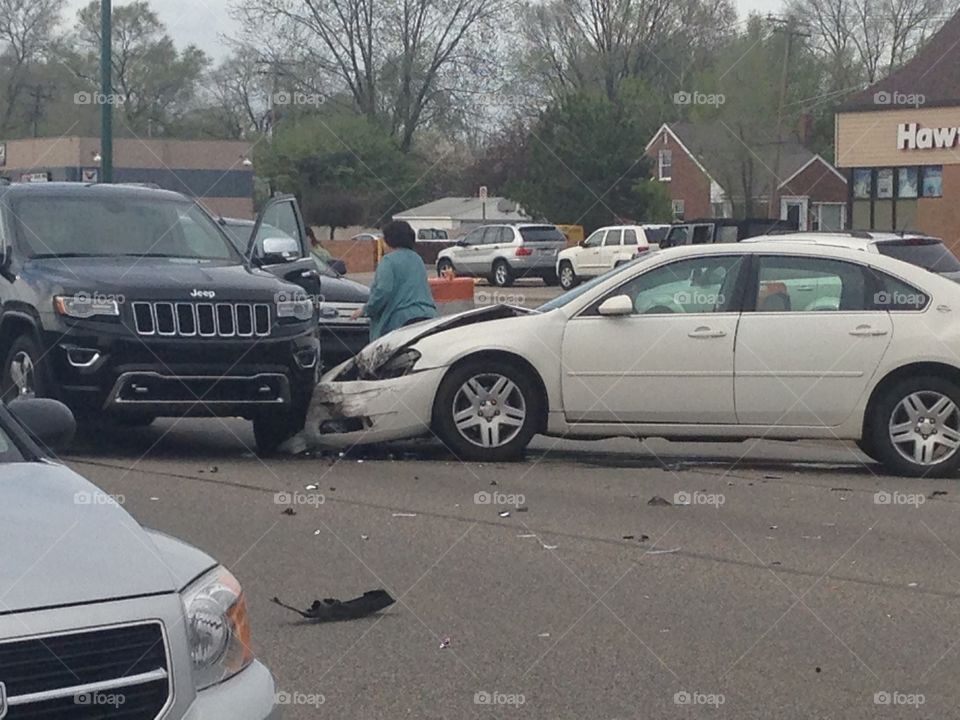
left=394, top=196, right=530, bottom=222
left=841, top=10, right=960, bottom=111
left=650, top=122, right=842, bottom=199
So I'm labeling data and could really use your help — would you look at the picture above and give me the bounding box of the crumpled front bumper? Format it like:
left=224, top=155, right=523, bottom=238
left=302, top=366, right=446, bottom=447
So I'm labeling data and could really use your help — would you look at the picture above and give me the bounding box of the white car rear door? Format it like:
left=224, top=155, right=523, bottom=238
left=734, top=254, right=893, bottom=427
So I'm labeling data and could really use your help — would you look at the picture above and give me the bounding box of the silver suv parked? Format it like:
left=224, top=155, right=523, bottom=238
left=0, top=398, right=278, bottom=719
left=435, top=224, right=566, bottom=287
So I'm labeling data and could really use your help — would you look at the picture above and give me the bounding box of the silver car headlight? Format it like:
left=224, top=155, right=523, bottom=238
left=54, top=294, right=120, bottom=319
left=277, top=298, right=315, bottom=320
left=181, top=566, right=254, bottom=690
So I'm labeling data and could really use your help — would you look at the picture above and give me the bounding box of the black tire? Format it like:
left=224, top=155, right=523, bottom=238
left=491, top=260, right=514, bottom=288
left=543, top=271, right=560, bottom=287
left=558, top=261, right=578, bottom=290
left=1, top=334, right=51, bottom=404
left=433, top=357, right=541, bottom=461
left=437, top=259, right=454, bottom=277
left=855, top=437, right=878, bottom=461
left=868, top=375, right=960, bottom=477
left=253, top=388, right=312, bottom=455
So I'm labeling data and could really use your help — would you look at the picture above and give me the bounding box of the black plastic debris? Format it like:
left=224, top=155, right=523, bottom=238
left=516, top=506, right=529, bottom=513
left=647, top=496, right=673, bottom=506
left=272, top=590, right=395, bottom=622
left=622, top=534, right=650, bottom=542
left=930, top=490, right=948, bottom=498
left=830, top=487, right=853, bottom=492
left=281, top=508, right=296, bottom=516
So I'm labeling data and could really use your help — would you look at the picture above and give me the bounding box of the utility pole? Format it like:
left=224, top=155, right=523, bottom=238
left=767, top=16, right=810, bottom=218
left=26, top=84, right=53, bottom=138
left=100, top=0, right=113, bottom=183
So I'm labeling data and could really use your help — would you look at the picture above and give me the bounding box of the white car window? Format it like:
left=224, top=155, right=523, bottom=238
left=591, top=255, right=746, bottom=315
left=603, top=230, right=623, bottom=247
left=583, top=230, right=605, bottom=248
left=755, top=256, right=868, bottom=312
left=623, top=229, right=638, bottom=246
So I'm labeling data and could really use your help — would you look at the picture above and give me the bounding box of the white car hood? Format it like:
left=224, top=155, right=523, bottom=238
left=326, top=304, right=534, bottom=380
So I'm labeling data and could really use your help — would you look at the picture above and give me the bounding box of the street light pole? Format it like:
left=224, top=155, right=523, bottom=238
left=100, top=0, right=113, bottom=183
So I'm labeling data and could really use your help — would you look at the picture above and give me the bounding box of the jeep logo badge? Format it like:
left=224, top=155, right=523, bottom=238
left=0, top=681, right=8, bottom=720
left=190, top=289, right=216, bottom=299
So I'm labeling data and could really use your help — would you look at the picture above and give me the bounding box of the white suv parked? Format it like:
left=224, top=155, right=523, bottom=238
left=556, top=224, right=670, bottom=289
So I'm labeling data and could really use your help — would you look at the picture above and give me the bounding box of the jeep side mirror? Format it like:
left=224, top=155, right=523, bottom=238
left=260, top=236, right=300, bottom=264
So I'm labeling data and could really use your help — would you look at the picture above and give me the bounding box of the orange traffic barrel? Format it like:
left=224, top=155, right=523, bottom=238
left=429, top=275, right=475, bottom=316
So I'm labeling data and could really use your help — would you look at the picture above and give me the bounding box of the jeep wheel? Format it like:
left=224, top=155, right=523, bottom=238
left=1, top=335, right=50, bottom=403
left=868, top=376, right=960, bottom=477
left=491, top=260, right=514, bottom=288
left=433, top=358, right=541, bottom=461
left=558, top=262, right=578, bottom=290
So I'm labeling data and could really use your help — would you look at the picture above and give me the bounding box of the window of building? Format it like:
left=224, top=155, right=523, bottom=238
left=812, top=203, right=845, bottom=231
left=921, top=166, right=943, bottom=197
left=876, top=168, right=894, bottom=199
left=671, top=199, right=684, bottom=221
left=658, top=149, right=672, bottom=181
left=898, top=168, right=918, bottom=198
left=853, top=169, right=872, bottom=199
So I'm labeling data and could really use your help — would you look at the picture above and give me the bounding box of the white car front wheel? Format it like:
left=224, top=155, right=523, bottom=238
left=558, top=262, right=578, bottom=290
left=433, top=358, right=541, bottom=461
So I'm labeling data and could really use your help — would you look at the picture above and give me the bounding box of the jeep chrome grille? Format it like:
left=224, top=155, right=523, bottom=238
left=132, top=301, right=271, bottom=338
left=0, top=621, right=170, bottom=719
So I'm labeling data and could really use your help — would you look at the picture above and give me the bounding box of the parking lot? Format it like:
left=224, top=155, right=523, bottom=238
left=69, top=414, right=960, bottom=719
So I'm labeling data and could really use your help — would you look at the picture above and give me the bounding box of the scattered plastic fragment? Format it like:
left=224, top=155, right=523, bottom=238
left=517, top=533, right=537, bottom=538
left=360, top=534, right=369, bottom=541
left=765, top=474, right=782, bottom=480
left=281, top=508, right=296, bottom=516
left=314, top=530, right=321, bottom=535
left=537, top=633, right=550, bottom=638
left=490, top=480, right=497, bottom=486
left=830, top=487, right=853, bottom=492
left=516, top=506, right=529, bottom=512
left=149, top=497, right=158, bottom=501
left=930, top=490, right=948, bottom=498
left=499, top=510, right=511, bottom=518
left=646, top=547, right=681, bottom=555
left=647, top=496, right=673, bottom=506
left=542, top=544, right=558, bottom=550
left=439, top=637, right=451, bottom=649
left=802, top=535, right=822, bottom=540
left=392, top=512, right=417, bottom=517
left=272, top=590, right=395, bottom=622
left=908, top=582, right=918, bottom=587
left=305, top=484, right=318, bottom=490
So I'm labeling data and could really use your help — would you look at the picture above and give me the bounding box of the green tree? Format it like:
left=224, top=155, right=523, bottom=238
left=257, top=113, right=416, bottom=234
left=507, top=92, right=670, bottom=232
left=64, top=0, right=209, bottom=137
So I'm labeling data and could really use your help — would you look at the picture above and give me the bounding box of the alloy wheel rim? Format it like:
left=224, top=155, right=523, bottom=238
left=889, top=391, right=960, bottom=466
left=495, top=265, right=507, bottom=284
left=9, top=351, right=36, bottom=398
left=560, top=266, right=573, bottom=286
left=452, top=373, right=526, bottom=448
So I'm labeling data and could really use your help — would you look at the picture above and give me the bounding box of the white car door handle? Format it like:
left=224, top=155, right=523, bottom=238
left=849, top=325, right=889, bottom=337
left=688, top=326, right=727, bottom=339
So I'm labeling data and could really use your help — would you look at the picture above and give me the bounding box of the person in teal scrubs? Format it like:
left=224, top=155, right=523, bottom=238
left=352, top=221, right=437, bottom=339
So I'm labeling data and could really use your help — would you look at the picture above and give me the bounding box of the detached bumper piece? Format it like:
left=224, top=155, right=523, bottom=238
left=106, top=372, right=290, bottom=409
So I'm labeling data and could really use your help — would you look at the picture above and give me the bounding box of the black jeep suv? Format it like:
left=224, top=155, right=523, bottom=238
left=0, top=183, right=319, bottom=453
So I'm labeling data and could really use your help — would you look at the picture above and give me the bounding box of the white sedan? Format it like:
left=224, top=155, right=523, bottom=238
left=307, top=240, right=960, bottom=477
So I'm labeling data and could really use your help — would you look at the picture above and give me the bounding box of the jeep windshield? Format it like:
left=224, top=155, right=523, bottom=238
left=13, top=195, right=241, bottom=262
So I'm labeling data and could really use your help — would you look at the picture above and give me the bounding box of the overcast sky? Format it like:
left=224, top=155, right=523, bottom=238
left=66, top=0, right=781, bottom=61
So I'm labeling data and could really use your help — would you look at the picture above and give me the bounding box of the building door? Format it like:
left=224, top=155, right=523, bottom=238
left=780, top=197, right=809, bottom=231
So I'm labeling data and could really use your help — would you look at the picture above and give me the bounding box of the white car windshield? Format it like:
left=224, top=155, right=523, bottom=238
left=538, top=255, right=652, bottom=312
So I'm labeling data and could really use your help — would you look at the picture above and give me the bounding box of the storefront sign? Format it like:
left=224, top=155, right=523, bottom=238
left=897, top=122, right=960, bottom=151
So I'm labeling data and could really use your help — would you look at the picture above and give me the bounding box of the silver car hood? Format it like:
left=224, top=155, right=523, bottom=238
left=0, top=462, right=182, bottom=613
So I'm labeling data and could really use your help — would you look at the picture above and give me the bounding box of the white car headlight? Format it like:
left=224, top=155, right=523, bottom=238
left=277, top=298, right=315, bottom=321
left=181, top=566, right=254, bottom=690
left=54, top=294, right=120, bottom=319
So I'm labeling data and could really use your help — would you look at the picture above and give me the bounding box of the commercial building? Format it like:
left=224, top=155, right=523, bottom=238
left=645, top=122, right=847, bottom=230
left=0, top=137, right=255, bottom=218
left=835, top=10, right=960, bottom=249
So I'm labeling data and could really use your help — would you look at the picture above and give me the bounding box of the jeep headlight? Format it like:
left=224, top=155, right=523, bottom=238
left=181, top=566, right=254, bottom=690
left=276, top=298, right=315, bottom=321
left=54, top=294, right=120, bottom=319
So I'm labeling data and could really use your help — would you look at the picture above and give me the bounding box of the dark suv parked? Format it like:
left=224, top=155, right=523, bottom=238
left=0, top=183, right=319, bottom=453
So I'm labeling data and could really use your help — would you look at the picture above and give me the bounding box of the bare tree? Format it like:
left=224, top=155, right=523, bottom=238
left=0, top=0, right=65, bottom=134
left=233, top=0, right=505, bottom=151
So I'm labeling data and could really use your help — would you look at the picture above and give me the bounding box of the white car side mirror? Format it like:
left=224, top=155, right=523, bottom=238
left=597, top=294, right=634, bottom=316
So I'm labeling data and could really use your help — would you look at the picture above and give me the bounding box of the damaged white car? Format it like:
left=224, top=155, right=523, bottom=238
left=304, top=241, right=960, bottom=477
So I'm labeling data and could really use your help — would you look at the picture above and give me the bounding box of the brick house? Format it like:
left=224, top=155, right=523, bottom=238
left=644, top=122, right=848, bottom=231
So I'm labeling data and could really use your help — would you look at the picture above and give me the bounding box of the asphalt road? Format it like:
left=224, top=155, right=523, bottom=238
left=67, top=420, right=960, bottom=719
